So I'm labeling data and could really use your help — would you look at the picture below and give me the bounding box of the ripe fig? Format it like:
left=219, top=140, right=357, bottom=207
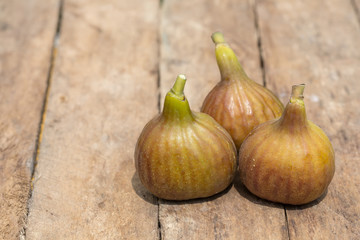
left=135, top=74, right=237, bottom=200
left=239, top=84, right=335, bottom=205
left=201, top=32, right=284, bottom=149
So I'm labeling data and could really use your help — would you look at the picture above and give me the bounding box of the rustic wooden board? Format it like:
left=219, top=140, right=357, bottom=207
left=257, top=0, right=360, bottom=239
left=0, top=0, right=357, bottom=239
left=0, top=0, right=59, bottom=239
left=26, top=0, right=160, bottom=239
left=159, top=0, right=288, bottom=239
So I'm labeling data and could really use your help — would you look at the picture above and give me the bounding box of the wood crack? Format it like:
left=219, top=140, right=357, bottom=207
left=157, top=0, right=163, bottom=113
left=253, top=0, right=290, bottom=239
left=157, top=198, right=163, bottom=240
left=284, top=206, right=291, bottom=240
left=20, top=0, right=64, bottom=238
left=157, top=1, right=164, bottom=239
left=253, top=0, right=267, bottom=87
left=157, top=68, right=161, bottom=113
left=351, top=0, right=360, bottom=28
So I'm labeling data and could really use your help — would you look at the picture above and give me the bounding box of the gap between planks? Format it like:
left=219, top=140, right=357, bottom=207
left=351, top=0, right=360, bottom=27
left=283, top=205, right=291, bottom=240
left=157, top=1, right=164, bottom=239
left=253, top=0, right=291, bottom=239
left=253, top=0, right=267, bottom=87
left=21, top=0, right=65, bottom=238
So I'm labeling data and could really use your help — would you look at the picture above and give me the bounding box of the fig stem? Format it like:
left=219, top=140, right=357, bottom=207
left=291, top=84, right=305, bottom=102
left=212, top=32, right=226, bottom=44
left=211, top=32, right=250, bottom=82
left=163, top=74, right=193, bottom=122
left=171, top=74, right=187, bottom=97
left=279, top=84, right=307, bottom=128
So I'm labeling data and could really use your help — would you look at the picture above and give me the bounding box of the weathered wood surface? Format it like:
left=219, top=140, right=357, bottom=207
left=1, top=0, right=359, bottom=239
left=159, top=0, right=287, bottom=239
left=25, top=0, right=160, bottom=239
left=258, top=0, right=360, bottom=239
left=0, top=1, right=59, bottom=239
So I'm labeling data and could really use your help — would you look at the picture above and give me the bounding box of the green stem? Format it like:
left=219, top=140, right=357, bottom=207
left=171, top=74, right=186, bottom=97
left=211, top=31, right=249, bottom=82
left=212, top=32, right=226, bottom=44
left=290, top=84, right=305, bottom=104
left=278, top=84, right=307, bottom=129
left=162, top=74, right=193, bottom=122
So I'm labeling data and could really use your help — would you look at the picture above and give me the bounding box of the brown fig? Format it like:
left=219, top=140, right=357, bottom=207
left=238, top=84, right=335, bottom=205
left=201, top=32, right=284, bottom=149
left=135, top=74, right=237, bottom=200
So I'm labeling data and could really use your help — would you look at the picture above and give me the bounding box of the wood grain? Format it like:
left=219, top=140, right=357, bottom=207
left=159, top=0, right=288, bottom=239
left=26, top=0, right=160, bottom=239
left=257, top=0, right=360, bottom=239
left=0, top=1, right=59, bottom=239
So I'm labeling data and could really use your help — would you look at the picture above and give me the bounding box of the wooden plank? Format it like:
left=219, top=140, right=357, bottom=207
left=26, top=0, right=160, bottom=239
left=159, top=0, right=288, bottom=239
left=0, top=1, right=59, bottom=239
left=257, top=0, right=360, bottom=239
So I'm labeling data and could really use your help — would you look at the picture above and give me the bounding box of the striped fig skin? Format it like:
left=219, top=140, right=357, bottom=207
left=201, top=80, right=284, bottom=149
left=238, top=86, right=335, bottom=205
left=135, top=112, right=237, bottom=200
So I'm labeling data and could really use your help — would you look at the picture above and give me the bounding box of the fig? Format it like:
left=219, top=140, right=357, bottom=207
left=201, top=32, right=284, bottom=149
left=238, top=84, right=335, bottom=205
left=135, top=74, right=237, bottom=200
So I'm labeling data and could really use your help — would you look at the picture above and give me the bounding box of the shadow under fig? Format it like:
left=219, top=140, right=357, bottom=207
left=131, top=171, right=157, bottom=205
left=233, top=172, right=328, bottom=210
left=159, top=182, right=233, bottom=206
left=132, top=170, right=328, bottom=208
left=131, top=171, right=232, bottom=205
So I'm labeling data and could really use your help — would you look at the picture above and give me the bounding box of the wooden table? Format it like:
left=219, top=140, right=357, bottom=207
left=1, top=0, right=359, bottom=239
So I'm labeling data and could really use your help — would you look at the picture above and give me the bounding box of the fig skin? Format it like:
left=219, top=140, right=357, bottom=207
left=135, top=74, right=237, bottom=200
left=238, top=84, right=335, bottom=205
left=201, top=32, right=284, bottom=149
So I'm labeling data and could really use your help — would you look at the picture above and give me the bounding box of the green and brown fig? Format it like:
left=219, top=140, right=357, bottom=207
left=238, top=84, right=335, bottom=205
left=201, top=32, right=284, bottom=149
left=135, top=74, right=237, bottom=200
